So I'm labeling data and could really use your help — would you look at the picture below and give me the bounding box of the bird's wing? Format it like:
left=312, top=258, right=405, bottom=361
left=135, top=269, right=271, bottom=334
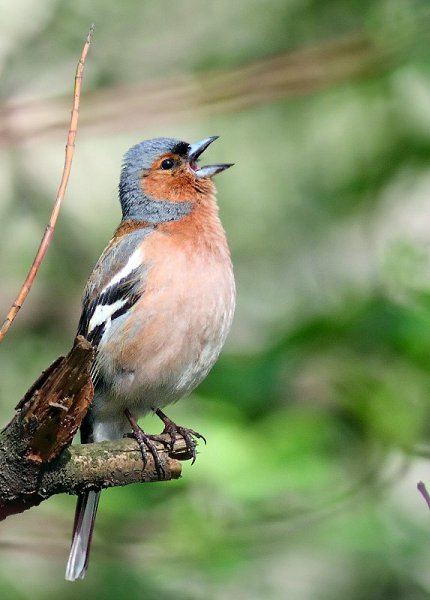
left=77, top=227, right=153, bottom=347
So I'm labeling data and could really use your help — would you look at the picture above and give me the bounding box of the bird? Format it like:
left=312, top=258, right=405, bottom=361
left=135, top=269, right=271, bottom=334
left=65, top=135, right=235, bottom=581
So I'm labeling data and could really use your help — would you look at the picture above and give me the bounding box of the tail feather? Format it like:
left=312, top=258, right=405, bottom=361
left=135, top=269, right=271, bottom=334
left=65, top=490, right=101, bottom=581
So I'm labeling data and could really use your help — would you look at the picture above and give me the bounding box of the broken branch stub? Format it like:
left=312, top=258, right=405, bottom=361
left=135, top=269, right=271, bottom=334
left=17, top=335, right=95, bottom=463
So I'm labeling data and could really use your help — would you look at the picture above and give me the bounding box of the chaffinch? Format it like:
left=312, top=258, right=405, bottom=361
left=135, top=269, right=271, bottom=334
left=65, top=136, right=235, bottom=581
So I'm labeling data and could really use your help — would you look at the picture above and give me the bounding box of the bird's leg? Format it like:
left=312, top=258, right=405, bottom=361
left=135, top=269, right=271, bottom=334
left=153, top=408, right=207, bottom=465
left=124, top=408, right=166, bottom=479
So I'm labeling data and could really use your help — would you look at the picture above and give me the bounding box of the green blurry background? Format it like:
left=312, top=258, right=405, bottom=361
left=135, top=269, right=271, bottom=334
left=2, top=1, right=430, bottom=598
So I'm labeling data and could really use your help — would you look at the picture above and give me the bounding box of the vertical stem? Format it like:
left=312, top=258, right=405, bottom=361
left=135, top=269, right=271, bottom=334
left=0, top=24, right=95, bottom=343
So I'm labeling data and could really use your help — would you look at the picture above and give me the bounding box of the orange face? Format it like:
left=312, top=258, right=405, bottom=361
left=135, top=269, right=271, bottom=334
left=141, top=152, right=215, bottom=204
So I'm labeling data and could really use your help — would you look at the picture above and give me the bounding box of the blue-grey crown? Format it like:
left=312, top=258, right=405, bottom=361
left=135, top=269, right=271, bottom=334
left=123, top=138, right=190, bottom=172
left=118, top=138, right=192, bottom=223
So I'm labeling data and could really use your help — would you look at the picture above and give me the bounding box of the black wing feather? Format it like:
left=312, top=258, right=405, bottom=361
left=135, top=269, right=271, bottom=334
left=77, top=227, right=153, bottom=347
left=78, top=266, right=144, bottom=346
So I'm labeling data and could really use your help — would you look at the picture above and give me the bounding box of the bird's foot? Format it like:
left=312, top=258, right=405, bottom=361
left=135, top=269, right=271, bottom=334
left=124, top=408, right=167, bottom=479
left=154, top=408, right=206, bottom=464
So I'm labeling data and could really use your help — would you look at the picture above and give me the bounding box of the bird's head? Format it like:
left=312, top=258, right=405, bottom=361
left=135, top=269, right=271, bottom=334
left=119, top=136, right=233, bottom=223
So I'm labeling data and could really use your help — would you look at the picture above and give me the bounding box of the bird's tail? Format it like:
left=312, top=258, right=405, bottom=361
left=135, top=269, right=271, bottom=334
left=65, top=490, right=101, bottom=581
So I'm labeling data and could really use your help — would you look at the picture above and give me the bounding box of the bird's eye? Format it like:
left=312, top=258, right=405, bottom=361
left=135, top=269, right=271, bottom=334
left=161, top=158, right=175, bottom=170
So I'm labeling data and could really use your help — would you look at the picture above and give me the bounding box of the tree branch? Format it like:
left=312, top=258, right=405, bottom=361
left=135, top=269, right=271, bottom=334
left=0, top=419, right=189, bottom=521
left=0, top=335, right=193, bottom=521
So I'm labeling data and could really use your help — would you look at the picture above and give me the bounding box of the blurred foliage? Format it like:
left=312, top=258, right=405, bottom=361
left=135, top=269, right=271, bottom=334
left=3, top=1, right=430, bottom=599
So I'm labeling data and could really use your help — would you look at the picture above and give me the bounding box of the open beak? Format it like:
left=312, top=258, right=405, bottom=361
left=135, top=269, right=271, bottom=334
left=188, top=136, right=234, bottom=178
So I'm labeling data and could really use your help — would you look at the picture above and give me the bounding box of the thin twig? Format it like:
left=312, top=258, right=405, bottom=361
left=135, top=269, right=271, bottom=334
left=0, top=24, right=94, bottom=343
left=417, top=481, right=430, bottom=510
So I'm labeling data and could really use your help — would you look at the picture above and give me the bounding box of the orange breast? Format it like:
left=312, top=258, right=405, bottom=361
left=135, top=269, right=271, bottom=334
left=97, top=195, right=235, bottom=411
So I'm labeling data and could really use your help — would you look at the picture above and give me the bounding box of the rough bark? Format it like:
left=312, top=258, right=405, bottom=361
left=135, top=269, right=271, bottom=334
left=0, top=335, right=191, bottom=521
